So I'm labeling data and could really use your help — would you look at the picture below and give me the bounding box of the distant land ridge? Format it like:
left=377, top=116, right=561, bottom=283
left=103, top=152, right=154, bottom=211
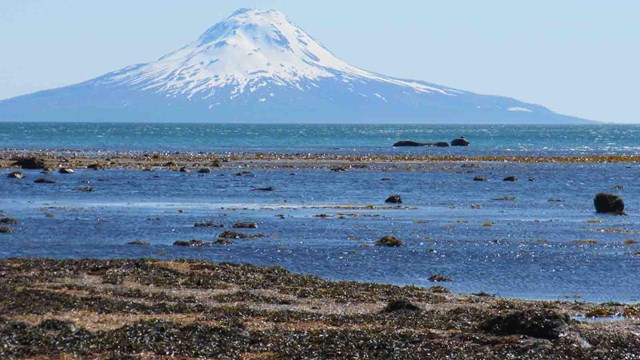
left=0, top=8, right=593, bottom=124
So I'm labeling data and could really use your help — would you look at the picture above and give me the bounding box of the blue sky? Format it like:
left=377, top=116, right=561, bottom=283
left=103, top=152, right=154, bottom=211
left=1, top=0, right=638, bottom=123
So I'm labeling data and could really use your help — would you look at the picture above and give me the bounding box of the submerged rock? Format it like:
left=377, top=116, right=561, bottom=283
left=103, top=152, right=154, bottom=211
left=127, top=241, right=151, bottom=246
left=375, top=235, right=403, bottom=247
left=594, top=193, right=625, bottom=214
left=218, top=230, right=263, bottom=239
left=7, top=171, right=25, bottom=179
left=194, top=221, right=224, bottom=228
left=481, top=310, right=569, bottom=340
left=385, top=195, right=402, bottom=204
left=12, top=157, right=45, bottom=169
left=503, top=176, right=518, bottom=182
left=0, top=227, right=14, bottom=233
left=473, top=176, right=488, bottom=181
left=198, top=168, right=211, bottom=174
left=173, top=240, right=211, bottom=247
left=451, top=137, right=470, bottom=146
left=34, top=178, right=56, bottom=184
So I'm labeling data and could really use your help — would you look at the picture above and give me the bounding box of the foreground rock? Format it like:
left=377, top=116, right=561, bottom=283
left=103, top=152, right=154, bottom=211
left=0, top=258, right=638, bottom=359
left=481, top=310, right=569, bottom=340
left=393, top=141, right=449, bottom=147
left=594, top=193, right=625, bottom=214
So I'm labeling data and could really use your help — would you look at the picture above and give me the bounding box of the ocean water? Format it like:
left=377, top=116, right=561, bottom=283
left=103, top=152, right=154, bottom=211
left=1, top=123, right=640, bottom=302
left=2, top=122, right=640, bottom=156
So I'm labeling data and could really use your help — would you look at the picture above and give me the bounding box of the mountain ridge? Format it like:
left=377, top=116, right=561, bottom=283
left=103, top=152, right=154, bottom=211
left=0, top=8, right=594, bottom=124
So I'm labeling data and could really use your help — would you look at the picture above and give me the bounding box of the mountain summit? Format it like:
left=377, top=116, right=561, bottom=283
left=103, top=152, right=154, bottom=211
left=0, top=9, right=591, bottom=123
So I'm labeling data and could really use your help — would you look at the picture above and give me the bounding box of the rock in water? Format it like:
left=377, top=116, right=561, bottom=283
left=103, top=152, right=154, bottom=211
left=59, top=168, right=75, bottom=174
left=375, top=235, right=403, bottom=247
left=481, top=310, right=569, bottom=340
left=393, top=141, right=450, bottom=147
left=594, top=193, right=625, bottom=214
left=503, top=176, right=518, bottom=182
left=451, top=137, right=470, bottom=146
left=385, top=195, right=402, bottom=204
left=7, top=171, right=25, bottom=179
left=34, top=178, right=56, bottom=184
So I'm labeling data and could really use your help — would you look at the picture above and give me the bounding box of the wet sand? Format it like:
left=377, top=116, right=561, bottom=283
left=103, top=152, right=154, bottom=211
left=0, top=258, right=638, bottom=359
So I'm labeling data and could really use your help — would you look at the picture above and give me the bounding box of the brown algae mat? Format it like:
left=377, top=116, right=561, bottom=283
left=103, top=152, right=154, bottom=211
left=0, top=259, right=639, bottom=359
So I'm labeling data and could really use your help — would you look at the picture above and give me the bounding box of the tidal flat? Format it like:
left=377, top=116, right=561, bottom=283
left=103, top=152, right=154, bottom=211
left=0, top=258, right=639, bottom=359
left=1, top=151, right=640, bottom=357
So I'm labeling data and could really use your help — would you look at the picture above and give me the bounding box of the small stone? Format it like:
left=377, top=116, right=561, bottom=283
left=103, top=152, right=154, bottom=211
left=428, top=274, right=452, bottom=282
left=503, top=176, right=518, bottom=182
left=375, top=235, right=403, bottom=247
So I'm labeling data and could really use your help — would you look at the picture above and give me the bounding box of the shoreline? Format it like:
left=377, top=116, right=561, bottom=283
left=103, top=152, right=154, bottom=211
left=2, top=150, right=640, bottom=173
left=0, top=258, right=638, bottom=358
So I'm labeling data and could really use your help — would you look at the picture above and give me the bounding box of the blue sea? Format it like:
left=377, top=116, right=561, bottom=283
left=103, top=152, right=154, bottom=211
left=2, top=123, right=640, bottom=303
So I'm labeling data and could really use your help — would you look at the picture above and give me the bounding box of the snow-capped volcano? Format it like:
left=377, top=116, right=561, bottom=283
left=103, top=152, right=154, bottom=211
left=0, top=8, right=591, bottom=123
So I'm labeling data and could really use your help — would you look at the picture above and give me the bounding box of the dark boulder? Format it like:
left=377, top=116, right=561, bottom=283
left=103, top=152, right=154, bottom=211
left=383, top=299, right=421, bottom=312
left=59, top=168, right=75, bottom=174
left=594, top=193, right=625, bottom=214
left=393, top=141, right=449, bottom=147
left=253, top=186, right=275, bottom=191
left=451, top=137, right=470, bottom=146
left=394, top=141, right=424, bottom=147
left=503, top=176, right=518, bottom=182
left=481, top=310, right=570, bottom=340
left=473, top=176, right=488, bottom=182
left=385, top=195, right=402, bottom=204
left=7, top=171, right=25, bottom=179
left=87, top=163, right=104, bottom=170
left=375, top=235, right=403, bottom=247
left=12, top=157, right=46, bottom=169
left=179, top=167, right=190, bottom=173
left=198, top=168, right=211, bottom=174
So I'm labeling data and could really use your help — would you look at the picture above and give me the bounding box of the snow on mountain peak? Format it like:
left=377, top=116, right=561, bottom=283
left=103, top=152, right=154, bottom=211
left=101, top=8, right=450, bottom=99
